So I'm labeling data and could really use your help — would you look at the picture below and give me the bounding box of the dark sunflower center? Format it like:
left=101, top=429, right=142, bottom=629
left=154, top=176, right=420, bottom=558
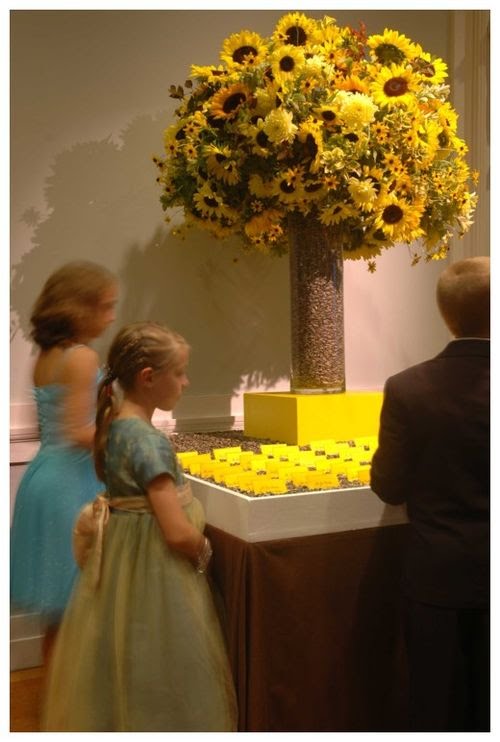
left=383, top=77, right=409, bottom=97
left=279, top=55, right=296, bottom=73
left=233, top=45, right=258, bottom=64
left=382, top=205, right=404, bottom=224
left=223, top=92, right=247, bottom=114
left=204, top=196, right=219, bottom=208
left=280, top=180, right=296, bottom=194
left=375, top=43, right=406, bottom=65
left=304, top=182, right=322, bottom=193
left=321, top=110, right=336, bottom=123
left=215, top=153, right=227, bottom=163
left=413, top=58, right=436, bottom=78
left=304, top=133, right=318, bottom=158
left=438, top=132, right=449, bottom=147
left=286, top=25, right=307, bottom=46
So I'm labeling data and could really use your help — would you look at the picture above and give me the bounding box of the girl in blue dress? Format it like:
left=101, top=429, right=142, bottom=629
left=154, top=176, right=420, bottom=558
left=10, top=261, right=118, bottom=661
left=42, top=321, right=237, bottom=731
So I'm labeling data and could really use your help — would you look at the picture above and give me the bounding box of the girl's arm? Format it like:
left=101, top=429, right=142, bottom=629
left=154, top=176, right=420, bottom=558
left=58, top=345, right=100, bottom=448
left=147, top=473, right=206, bottom=564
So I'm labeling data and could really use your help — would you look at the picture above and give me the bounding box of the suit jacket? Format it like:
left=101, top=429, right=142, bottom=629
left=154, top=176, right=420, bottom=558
left=370, top=339, right=490, bottom=608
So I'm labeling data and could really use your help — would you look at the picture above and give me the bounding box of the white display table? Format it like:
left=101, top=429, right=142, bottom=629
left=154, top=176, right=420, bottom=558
left=187, top=474, right=408, bottom=543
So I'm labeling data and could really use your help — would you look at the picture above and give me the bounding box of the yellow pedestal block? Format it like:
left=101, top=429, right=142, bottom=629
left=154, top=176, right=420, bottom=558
left=243, top=391, right=383, bottom=446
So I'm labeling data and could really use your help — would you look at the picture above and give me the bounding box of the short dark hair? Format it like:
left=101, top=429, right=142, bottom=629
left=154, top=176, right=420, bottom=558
left=436, top=256, right=490, bottom=338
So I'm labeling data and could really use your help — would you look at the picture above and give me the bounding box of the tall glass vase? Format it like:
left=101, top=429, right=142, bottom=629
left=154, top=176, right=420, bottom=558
left=288, top=212, right=345, bottom=394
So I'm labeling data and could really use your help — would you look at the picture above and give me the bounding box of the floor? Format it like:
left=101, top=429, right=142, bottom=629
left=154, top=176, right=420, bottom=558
left=10, top=666, right=44, bottom=732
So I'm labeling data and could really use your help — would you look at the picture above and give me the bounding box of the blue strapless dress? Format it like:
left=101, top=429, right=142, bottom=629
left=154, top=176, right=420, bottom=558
left=10, top=384, right=103, bottom=623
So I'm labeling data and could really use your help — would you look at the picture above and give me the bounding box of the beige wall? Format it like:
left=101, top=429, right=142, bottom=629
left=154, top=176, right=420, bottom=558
left=10, top=9, right=490, bottom=438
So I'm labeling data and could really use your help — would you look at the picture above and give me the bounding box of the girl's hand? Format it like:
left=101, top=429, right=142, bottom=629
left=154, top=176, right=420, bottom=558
left=147, top=473, right=205, bottom=563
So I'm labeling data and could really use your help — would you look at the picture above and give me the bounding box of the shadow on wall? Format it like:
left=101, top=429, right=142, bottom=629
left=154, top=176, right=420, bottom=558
left=10, top=112, right=291, bottom=418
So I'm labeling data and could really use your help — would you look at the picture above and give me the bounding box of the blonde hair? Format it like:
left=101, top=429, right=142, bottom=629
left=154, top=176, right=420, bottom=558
left=30, top=261, right=116, bottom=349
left=94, top=321, right=189, bottom=482
left=436, top=256, right=490, bottom=338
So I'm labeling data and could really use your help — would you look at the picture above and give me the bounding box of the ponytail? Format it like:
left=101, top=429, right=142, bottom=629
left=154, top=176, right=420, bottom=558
left=94, top=373, right=118, bottom=483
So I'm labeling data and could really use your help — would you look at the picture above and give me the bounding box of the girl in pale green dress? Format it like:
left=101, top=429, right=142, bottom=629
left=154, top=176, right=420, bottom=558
left=42, top=321, right=237, bottom=732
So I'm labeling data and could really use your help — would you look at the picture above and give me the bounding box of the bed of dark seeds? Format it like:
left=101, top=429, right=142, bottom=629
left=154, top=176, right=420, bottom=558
left=171, top=431, right=365, bottom=495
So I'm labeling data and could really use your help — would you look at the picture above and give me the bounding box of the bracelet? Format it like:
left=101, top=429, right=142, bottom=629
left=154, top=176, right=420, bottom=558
left=196, top=536, right=213, bottom=574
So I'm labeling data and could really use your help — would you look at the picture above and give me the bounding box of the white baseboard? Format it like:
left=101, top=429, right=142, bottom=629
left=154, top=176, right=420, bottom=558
left=10, top=611, right=43, bottom=671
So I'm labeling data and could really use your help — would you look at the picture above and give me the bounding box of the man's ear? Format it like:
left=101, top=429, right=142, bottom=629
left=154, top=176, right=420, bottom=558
left=137, top=366, right=154, bottom=386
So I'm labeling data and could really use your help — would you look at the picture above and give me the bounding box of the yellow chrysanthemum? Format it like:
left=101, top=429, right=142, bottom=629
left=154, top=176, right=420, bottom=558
left=263, top=107, right=298, bottom=144
left=367, top=29, right=422, bottom=65
left=371, top=64, right=420, bottom=109
left=334, top=90, right=378, bottom=130
left=273, top=12, right=318, bottom=48
left=348, top=177, right=379, bottom=212
left=220, top=30, right=268, bottom=69
left=210, top=83, right=252, bottom=120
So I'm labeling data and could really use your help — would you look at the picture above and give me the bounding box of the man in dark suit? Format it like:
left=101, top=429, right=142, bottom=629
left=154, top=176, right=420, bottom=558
left=370, top=256, right=490, bottom=732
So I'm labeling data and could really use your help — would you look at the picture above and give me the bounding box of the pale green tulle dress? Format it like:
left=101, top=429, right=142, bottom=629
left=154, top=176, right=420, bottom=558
left=42, top=418, right=237, bottom=732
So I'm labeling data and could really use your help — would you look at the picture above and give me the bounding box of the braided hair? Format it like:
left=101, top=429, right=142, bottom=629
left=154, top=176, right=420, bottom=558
left=94, top=321, right=189, bottom=482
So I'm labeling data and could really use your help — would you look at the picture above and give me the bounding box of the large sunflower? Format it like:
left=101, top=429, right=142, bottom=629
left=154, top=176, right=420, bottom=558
left=370, top=64, right=420, bottom=109
left=220, top=30, right=267, bottom=69
left=367, top=29, right=421, bottom=65
left=373, top=194, right=424, bottom=241
left=273, top=12, right=317, bottom=48
left=210, top=83, right=252, bottom=120
left=270, top=45, right=306, bottom=83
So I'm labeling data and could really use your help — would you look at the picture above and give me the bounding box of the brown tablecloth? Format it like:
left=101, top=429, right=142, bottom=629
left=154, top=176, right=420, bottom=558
left=207, top=523, right=410, bottom=732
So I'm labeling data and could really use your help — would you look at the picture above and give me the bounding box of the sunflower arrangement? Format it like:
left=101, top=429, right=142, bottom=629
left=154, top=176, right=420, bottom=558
left=154, top=13, right=478, bottom=267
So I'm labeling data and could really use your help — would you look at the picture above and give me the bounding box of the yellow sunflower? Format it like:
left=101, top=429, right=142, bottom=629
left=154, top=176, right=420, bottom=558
left=315, top=104, right=339, bottom=130
left=240, top=120, right=273, bottom=157
left=190, top=64, right=229, bottom=85
left=412, top=52, right=448, bottom=84
left=371, top=64, right=420, bottom=109
left=270, top=45, right=306, bottom=83
left=220, top=30, right=268, bottom=69
left=297, top=122, right=323, bottom=173
left=244, top=209, right=285, bottom=239
left=248, top=173, right=274, bottom=199
left=210, top=83, right=252, bottom=120
left=367, top=29, right=422, bottom=65
left=373, top=194, right=424, bottom=241
left=273, top=12, right=318, bottom=48
left=204, top=144, right=241, bottom=185
left=335, top=74, right=370, bottom=95
left=319, top=202, right=358, bottom=226
left=193, top=183, right=226, bottom=219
